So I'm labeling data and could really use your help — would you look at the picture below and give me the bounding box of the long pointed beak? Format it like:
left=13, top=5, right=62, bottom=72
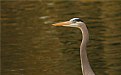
left=52, top=21, right=71, bottom=26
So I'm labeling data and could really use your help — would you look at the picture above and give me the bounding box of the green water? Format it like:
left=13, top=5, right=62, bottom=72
left=1, top=1, right=121, bottom=75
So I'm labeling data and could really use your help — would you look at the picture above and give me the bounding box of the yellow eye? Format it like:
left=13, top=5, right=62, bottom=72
left=72, top=20, right=76, bottom=23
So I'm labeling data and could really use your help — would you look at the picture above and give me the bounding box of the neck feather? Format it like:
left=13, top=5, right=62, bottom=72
left=79, top=25, right=95, bottom=75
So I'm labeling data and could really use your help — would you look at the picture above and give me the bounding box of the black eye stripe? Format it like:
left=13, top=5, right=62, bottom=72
left=70, top=18, right=84, bottom=23
left=75, top=19, right=83, bottom=22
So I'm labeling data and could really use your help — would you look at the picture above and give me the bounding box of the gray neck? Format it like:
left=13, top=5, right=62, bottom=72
left=79, top=25, right=95, bottom=75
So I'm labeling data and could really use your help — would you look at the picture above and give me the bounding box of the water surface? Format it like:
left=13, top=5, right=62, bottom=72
left=1, top=1, right=121, bottom=75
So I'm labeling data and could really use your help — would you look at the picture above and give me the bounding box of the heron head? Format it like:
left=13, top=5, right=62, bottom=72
left=52, top=18, right=84, bottom=28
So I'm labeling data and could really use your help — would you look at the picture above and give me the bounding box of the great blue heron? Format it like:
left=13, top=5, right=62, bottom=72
left=52, top=18, right=95, bottom=75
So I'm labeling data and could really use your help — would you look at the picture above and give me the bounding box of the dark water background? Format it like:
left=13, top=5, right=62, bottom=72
left=1, top=1, right=121, bottom=75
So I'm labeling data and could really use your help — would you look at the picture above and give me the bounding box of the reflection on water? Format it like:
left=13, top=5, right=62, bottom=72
left=1, top=1, right=121, bottom=75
